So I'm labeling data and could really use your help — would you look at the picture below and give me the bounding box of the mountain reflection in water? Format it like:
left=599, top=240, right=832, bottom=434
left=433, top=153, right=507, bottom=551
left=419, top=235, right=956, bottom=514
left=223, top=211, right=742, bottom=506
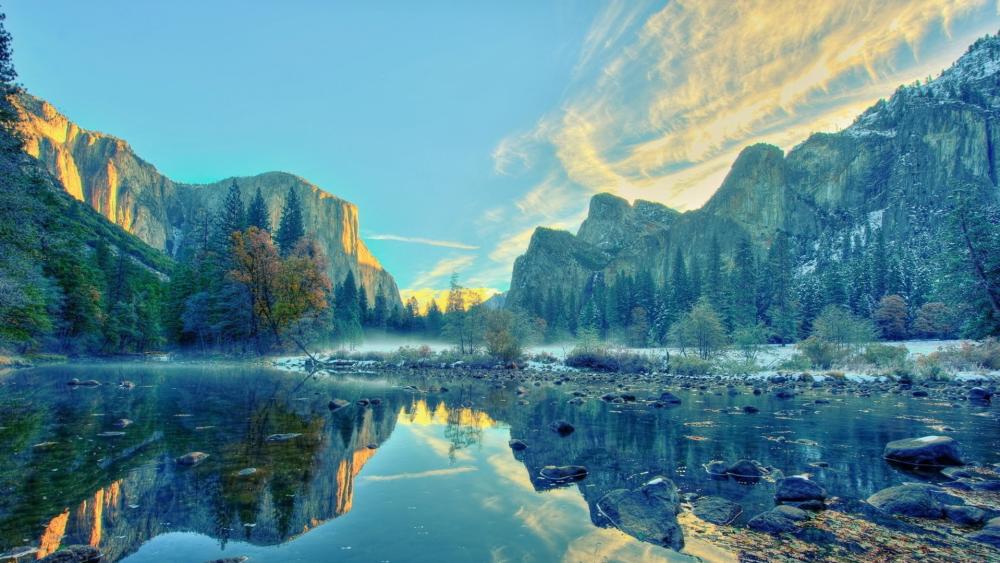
left=0, top=364, right=997, bottom=562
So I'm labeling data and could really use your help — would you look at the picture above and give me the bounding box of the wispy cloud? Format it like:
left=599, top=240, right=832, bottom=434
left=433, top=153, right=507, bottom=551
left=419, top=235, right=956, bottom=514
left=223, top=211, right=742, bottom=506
left=409, top=254, right=476, bottom=288
left=468, top=0, right=999, bottom=291
left=368, top=233, right=479, bottom=250
left=361, top=467, right=477, bottom=481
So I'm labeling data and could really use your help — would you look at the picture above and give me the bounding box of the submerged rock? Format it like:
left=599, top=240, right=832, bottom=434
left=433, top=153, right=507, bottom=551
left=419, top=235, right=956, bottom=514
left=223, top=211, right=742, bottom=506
left=705, top=460, right=728, bottom=477
left=597, top=477, right=684, bottom=550
left=775, top=476, right=826, bottom=503
left=549, top=420, right=575, bottom=436
left=508, top=439, right=528, bottom=451
left=236, top=468, right=258, bottom=477
left=866, top=483, right=943, bottom=518
left=658, top=391, right=682, bottom=404
left=968, top=516, right=1000, bottom=547
left=726, top=459, right=767, bottom=480
left=883, top=436, right=964, bottom=467
left=265, top=433, right=302, bottom=442
left=692, top=496, right=742, bottom=525
left=539, top=465, right=588, bottom=483
left=176, top=451, right=209, bottom=466
left=967, top=387, right=992, bottom=404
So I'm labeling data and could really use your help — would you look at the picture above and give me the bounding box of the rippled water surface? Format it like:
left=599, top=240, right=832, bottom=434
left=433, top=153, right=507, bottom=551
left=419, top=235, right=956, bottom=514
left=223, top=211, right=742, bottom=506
left=1, top=364, right=997, bottom=562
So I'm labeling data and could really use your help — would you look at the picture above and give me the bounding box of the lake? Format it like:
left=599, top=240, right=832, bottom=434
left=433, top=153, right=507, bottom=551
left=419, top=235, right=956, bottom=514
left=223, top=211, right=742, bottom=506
left=0, top=364, right=997, bottom=562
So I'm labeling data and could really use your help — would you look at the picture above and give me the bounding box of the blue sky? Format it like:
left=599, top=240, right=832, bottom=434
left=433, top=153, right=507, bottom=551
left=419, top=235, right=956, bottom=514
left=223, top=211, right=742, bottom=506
left=6, top=1, right=1000, bottom=299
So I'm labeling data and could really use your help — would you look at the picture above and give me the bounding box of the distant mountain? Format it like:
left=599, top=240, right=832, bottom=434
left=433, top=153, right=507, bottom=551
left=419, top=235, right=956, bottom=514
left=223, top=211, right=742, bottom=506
left=14, top=93, right=401, bottom=308
left=507, top=33, right=1000, bottom=336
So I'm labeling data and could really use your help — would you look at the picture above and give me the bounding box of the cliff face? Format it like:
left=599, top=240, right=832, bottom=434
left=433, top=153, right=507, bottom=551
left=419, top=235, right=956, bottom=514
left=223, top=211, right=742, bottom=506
left=14, top=94, right=401, bottom=307
left=507, top=34, right=1000, bottom=310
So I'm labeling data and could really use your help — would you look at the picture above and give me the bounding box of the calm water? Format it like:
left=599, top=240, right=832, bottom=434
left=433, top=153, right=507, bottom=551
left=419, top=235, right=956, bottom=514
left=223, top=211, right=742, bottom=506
left=0, top=364, right=997, bottom=562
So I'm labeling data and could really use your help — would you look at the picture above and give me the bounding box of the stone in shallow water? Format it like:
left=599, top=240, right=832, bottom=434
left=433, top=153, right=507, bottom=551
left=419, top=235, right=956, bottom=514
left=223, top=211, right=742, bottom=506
left=538, top=465, right=587, bottom=483
left=967, top=387, right=992, bottom=404
left=692, top=496, right=742, bottom=525
left=659, top=391, right=682, bottom=404
left=597, top=477, right=684, bottom=550
left=747, top=509, right=798, bottom=534
left=705, top=460, right=728, bottom=477
left=265, top=433, right=302, bottom=442
left=866, top=483, right=943, bottom=518
left=549, top=420, right=574, bottom=436
left=236, top=468, right=258, bottom=477
left=508, top=439, right=527, bottom=451
left=968, top=516, right=1000, bottom=547
left=944, top=505, right=986, bottom=526
left=726, top=459, right=767, bottom=480
left=775, top=476, right=826, bottom=502
left=883, top=435, right=964, bottom=467
left=176, top=451, right=209, bottom=466
left=773, top=505, right=810, bottom=521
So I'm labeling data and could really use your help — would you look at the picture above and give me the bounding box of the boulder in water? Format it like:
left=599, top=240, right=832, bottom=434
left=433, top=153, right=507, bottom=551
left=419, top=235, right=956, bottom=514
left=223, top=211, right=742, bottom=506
left=692, top=496, right=742, bottom=525
left=867, top=483, right=943, bottom=518
left=968, top=516, right=1000, bottom=547
left=539, top=465, right=587, bottom=483
left=968, top=387, right=992, bottom=404
left=597, top=477, right=684, bottom=550
left=747, top=509, right=798, bottom=534
left=883, top=436, right=963, bottom=467
left=549, top=420, right=575, bottom=436
left=726, top=459, right=767, bottom=480
left=775, top=476, right=826, bottom=502
left=328, top=399, right=350, bottom=411
left=176, top=452, right=209, bottom=466
left=508, top=439, right=527, bottom=451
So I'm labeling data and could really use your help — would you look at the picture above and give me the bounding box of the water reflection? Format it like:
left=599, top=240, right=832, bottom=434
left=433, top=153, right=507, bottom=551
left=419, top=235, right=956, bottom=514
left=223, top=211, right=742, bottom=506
left=0, top=364, right=996, bottom=562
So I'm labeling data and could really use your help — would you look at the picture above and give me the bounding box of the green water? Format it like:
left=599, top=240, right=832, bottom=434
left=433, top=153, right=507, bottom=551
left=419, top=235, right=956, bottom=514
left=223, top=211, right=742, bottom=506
left=0, top=364, right=996, bottom=562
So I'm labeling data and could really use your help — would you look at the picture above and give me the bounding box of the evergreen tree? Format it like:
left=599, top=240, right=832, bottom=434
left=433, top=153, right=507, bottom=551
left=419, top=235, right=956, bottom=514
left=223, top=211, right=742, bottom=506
left=246, top=187, right=270, bottom=232
left=276, top=188, right=305, bottom=256
left=730, top=235, right=758, bottom=328
left=215, top=180, right=245, bottom=252
left=671, top=248, right=690, bottom=314
left=333, top=270, right=362, bottom=347
left=704, top=235, right=723, bottom=308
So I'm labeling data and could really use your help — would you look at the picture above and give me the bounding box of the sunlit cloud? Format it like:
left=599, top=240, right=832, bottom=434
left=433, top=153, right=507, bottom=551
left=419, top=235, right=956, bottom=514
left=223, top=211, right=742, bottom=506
left=466, top=0, right=1000, bottom=290
left=367, top=233, right=479, bottom=250
left=409, top=254, right=476, bottom=288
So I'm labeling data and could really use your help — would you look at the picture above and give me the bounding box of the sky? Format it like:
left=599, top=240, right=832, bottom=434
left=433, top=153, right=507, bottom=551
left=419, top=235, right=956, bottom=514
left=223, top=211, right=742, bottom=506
left=6, top=1, right=1000, bottom=300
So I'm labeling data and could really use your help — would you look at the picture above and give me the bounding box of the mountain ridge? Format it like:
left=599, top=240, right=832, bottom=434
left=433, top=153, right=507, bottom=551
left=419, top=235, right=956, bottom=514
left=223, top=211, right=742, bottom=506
left=13, top=93, right=401, bottom=308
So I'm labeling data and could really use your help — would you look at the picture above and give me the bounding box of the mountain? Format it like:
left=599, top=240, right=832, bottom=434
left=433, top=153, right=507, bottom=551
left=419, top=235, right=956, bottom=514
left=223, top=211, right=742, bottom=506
left=13, top=93, right=401, bottom=308
left=506, top=33, right=1000, bottom=334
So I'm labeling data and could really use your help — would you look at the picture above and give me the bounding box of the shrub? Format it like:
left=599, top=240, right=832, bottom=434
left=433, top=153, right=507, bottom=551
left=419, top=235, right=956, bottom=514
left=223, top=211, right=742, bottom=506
left=778, top=353, right=812, bottom=371
left=915, top=354, right=945, bottom=380
left=811, top=305, right=876, bottom=353
left=732, top=323, right=769, bottom=362
left=669, top=355, right=714, bottom=376
left=669, top=298, right=727, bottom=359
left=859, top=343, right=908, bottom=368
left=797, top=336, right=846, bottom=369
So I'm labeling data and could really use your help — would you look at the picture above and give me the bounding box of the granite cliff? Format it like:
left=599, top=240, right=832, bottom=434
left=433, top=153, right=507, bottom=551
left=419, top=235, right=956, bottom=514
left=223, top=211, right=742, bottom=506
left=13, top=94, right=401, bottom=307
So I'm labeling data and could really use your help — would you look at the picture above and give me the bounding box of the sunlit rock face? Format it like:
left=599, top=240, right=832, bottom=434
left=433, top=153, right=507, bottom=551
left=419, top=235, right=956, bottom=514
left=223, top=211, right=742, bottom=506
left=507, top=35, right=1000, bottom=310
left=14, top=94, right=401, bottom=307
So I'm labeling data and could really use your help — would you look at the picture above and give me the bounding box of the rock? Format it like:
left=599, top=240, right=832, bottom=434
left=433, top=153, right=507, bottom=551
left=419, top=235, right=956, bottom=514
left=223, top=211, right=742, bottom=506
left=971, top=479, right=1000, bottom=492
left=796, top=499, right=827, bottom=511
left=726, top=459, right=767, bottom=480
left=742, top=405, right=759, bottom=414
left=747, top=510, right=798, bottom=534
left=549, top=420, right=575, bottom=436
left=774, top=388, right=796, bottom=399
left=968, top=516, right=1000, bottom=547
left=940, top=466, right=973, bottom=480
left=236, top=468, right=257, bottom=477
left=66, top=378, right=80, bottom=386
left=265, top=433, right=302, bottom=442
left=866, top=483, right=943, bottom=518
left=38, top=545, right=102, bottom=562
left=773, top=505, right=810, bottom=521
left=775, top=476, right=826, bottom=502
left=883, top=436, right=964, bottom=466
left=705, top=460, right=728, bottom=477
left=539, top=465, right=588, bottom=483
left=508, top=439, right=527, bottom=451
left=911, top=390, right=928, bottom=397
left=597, top=477, right=684, bottom=550
left=176, top=452, right=209, bottom=466
left=328, top=399, right=350, bottom=411
left=356, top=399, right=370, bottom=407
left=659, top=392, right=682, bottom=404
left=692, top=496, right=742, bottom=525
left=967, top=387, right=992, bottom=403
left=944, top=505, right=986, bottom=526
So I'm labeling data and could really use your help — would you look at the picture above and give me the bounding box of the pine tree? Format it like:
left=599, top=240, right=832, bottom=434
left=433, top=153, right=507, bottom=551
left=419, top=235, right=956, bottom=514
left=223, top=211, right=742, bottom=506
left=334, top=270, right=362, bottom=347
left=671, top=248, right=690, bottom=314
left=705, top=235, right=723, bottom=308
left=276, top=188, right=305, bottom=256
left=247, top=187, right=270, bottom=232
left=730, top=235, right=757, bottom=327
left=215, top=180, right=245, bottom=251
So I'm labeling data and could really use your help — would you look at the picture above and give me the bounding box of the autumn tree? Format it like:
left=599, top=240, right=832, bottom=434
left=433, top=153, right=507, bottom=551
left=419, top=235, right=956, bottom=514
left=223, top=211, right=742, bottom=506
left=874, top=294, right=908, bottom=340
